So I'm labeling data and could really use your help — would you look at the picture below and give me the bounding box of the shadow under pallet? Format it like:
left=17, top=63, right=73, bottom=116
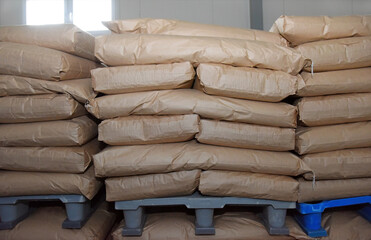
left=0, top=191, right=104, bottom=230
left=295, top=195, right=371, bottom=238
left=115, top=191, right=296, bottom=236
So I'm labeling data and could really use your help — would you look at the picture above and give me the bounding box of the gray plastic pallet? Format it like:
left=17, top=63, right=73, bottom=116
left=0, top=193, right=102, bottom=230
left=115, top=191, right=296, bottom=236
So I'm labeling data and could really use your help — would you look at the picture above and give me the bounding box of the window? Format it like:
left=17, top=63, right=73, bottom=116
left=26, top=0, right=65, bottom=25
left=73, top=0, right=112, bottom=31
left=26, top=0, right=112, bottom=33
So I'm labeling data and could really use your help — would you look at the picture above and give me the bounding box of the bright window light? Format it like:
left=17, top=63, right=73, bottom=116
left=26, top=0, right=64, bottom=25
left=73, top=0, right=112, bottom=31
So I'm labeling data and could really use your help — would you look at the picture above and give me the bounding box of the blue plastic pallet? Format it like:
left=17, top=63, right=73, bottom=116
left=295, top=195, right=371, bottom=238
left=115, top=191, right=296, bottom=237
left=0, top=192, right=104, bottom=230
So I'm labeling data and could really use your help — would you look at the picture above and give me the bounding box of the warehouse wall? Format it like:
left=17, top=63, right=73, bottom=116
left=0, top=0, right=25, bottom=26
left=0, top=0, right=370, bottom=30
left=263, top=0, right=371, bottom=30
left=115, top=0, right=251, bottom=29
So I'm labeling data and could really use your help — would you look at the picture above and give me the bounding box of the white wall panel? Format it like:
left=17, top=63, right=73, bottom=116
left=116, top=0, right=140, bottom=19
left=140, top=0, right=213, bottom=24
left=262, top=0, right=370, bottom=31
left=353, top=0, right=371, bottom=15
left=262, top=0, right=284, bottom=30
left=284, top=0, right=352, bottom=16
left=0, top=0, right=24, bottom=26
left=213, top=0, right=250, bottom=28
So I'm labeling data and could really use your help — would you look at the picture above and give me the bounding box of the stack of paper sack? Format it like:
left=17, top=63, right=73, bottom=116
left=89, top=18, right=311, bottom=203
left=0, top=25, right=115, bottom=239
left=272, top=15, right=371, bottom=202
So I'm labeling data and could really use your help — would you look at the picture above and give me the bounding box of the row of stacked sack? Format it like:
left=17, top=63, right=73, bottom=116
left=0, top=15, right=370, bottom=240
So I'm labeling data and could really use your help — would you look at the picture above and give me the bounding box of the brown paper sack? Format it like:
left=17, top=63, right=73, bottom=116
left=298, top=68, right=371, bottom=97
left=105, top=170, right=200, bottom=201
left=0, top=166, right=102, bottom=199
left=111, top=212, right=295, bottom=240
left=0, top=116, right=97, bottom=147
left=297, top=93, right=371, bottom=126
left=298, top=177, right=371, bottom=203
left=296, top=36, right=371, bottom=72
left=196, top=119, right=295, bottom=151
left=302, top=148, right=371, bottom=180
left=103, top=18, right=288, bottom=46
left=270, top=15, right=371, bottom=46
left=0, top=24, right=96, bottom=60
left=0, top=75, right=96, bottom=103
left=199, top=170, right=298, bottom=202
left=91, top=62, right=195, bottom=94
left=95, top=33, right=308, bottom=75
left=295, top=121, right=371, bottom=155
left=196, top=63, right=298, bottom=102
left=94, top=141, right=311, bottom=177
left=86, top=89, right=297, bottom=128
left=99, top=114, right=199, bottom=145
left=0, top=139, right=101, bottom=173
left=0, top=94, right=87, bottom=123
left=0, top=203, right=116, bottom=240
left=0, top=42, right=99, bottom=80
left=94, top=140, right=310, bottom=178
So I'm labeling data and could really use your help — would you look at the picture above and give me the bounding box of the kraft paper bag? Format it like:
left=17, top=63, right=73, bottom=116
left=0, top=166, right=102, bottom=200
left=199, top=170, right=298, bottom=202
left=86, top=89, right=297, bottom=128
left=295, top=121, right=371, bottom=155
left=196, top=119, right=295, bottom=151
left=0, top=24, right=96, bottom=60
left=91, top=62, right=195, bottom=94
left=0, top=75, right=96, bottom=103
left=302, top=148, right=371, bottom=180
left=103, top=18, right=289, bottom=46
left=0, top=116, right=98, bottom=147
left=271, top=15, right=371, bottom=46
left=0, top=139, right=101, bottom=173
left=0, top=202, right=116, bottom=240
left=296, top=36, right=371, bottom=72
left=105, top=170, right=201, bottom=201
left=297, top=68, right=371, bottom=97
left=0, top=94, right=87, bottom=123
left=98, top=114, right=199, bottom=145
left=298, top=177, right=371, bottom=203
left=95, top=33, right=308, bottom=75
left=297, top=93, right=371, bottom=126
left=196, top=63, right=298, bottom=102
left=93, top=141, right=310, bottom=177
left=0, top=42, right=99, bottom=80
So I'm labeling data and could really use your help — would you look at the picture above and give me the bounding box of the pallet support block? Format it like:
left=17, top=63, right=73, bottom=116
left=295, top=196, right=371, bottom=238
left=294, top=212, right=327, bottom=238
left=0, top=203, right=29, bottom=230
left=262, top=206, right=289, bottom=235
left=122, top=207, right=146, bottom=236
left=358, top=205, right=371, bottom=222
left=115, top=191, right=295, bottom=237
left=195, top=208, right=215, bottom=235
left=0, top=193, right=103, bottom=230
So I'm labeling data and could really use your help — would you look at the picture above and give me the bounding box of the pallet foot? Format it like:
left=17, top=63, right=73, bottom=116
left=122, top=207, right=146, bottom=236
left=0, top=191, right=104, bottom=230
left=195, top=208, right=215, bottom=235
left=358, top=205, right=371, bottom=222
left=262, top=206, right=289, bottom=235
left=0, top=203, right=29, bottom=230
